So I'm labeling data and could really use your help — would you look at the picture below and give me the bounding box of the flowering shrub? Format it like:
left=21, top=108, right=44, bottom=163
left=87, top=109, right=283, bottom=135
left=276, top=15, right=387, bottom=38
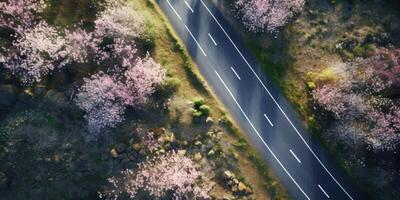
left=95, top=38, right=137, bottom=68
left=100, top=152, right=210, bottom=199
left=0, top=0, right=46, bottom=31
left=75, top=72, right=130, bottom=133
left=94, top=0, right=146, bottom=39
left=234, top=0, right=305, bottom=33
left=124, top=55, right=166, bottom=106
left=65, top=28, right=98, bottom=64
left=2, top=22, right=69, bottom=84
left=312, top=48, right=400, bottom=151
left=75, top=56, right=166, bottom=133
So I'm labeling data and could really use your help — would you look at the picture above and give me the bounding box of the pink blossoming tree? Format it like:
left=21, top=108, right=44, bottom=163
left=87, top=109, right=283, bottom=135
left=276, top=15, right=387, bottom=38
left=234, top=0, right=305, bottom=33
left=94, top=0, right=146, bottom=39
left=312, top=48, right=400, bottom=151
left=75, top=56, right=166, bottom=133
left=75, top=72, right=130, bottom=133
left=2, top=21, right=69, bottom=84
left=100, top=152, right=210, bottom=199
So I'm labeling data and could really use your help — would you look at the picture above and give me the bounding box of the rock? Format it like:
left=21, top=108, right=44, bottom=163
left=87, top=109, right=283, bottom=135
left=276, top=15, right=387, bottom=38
left=116, top=143, right=126, bottom=153
left=223, top=171, right=235, bottom=180
left=231, top=185, right=238, bottom=193
left=158, top=148, right=166, bottom=154
left=208, top=149, right=215, bottom=156
left=0, top=84, right=18, bottom=107
left=178, top=150, right=186, bottom=156
left=110, top=148, right=118, bottom=158
left=139, top=149, right=146, bottom=156
left=0, top=172, right=7, bottom=187
left=206, top=116, right=214, bottom=124
left=44, top=90, right=67, bottom=105
left=131, top=143, right=141, bottom=151
left=201, top=144, right=207, bottom=152
left=195, top=141, right=202, bottom=146
left=238, top=182, right=247, bottom=193
left=165, top=133, right=176, bottom=143
left=128, top=155, right=136, bottom=161
left=194, top=153, right=202, bottom=162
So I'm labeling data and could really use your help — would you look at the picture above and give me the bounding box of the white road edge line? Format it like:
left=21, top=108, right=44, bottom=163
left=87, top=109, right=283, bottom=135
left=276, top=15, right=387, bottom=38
left=289, top=149, right=301, bottom=163
left=208, top=33, right=218, bottom=46
left=184, top=0, right=194, bottom=13
left=318, top=184, right=331, bottom=199
left=200, top=1, right=354, bottom=199
left=166, top=0, right=182, bottom=21
left=184, top=25, right=207, bottom=57
left=263, top=113, right=274, bottom=127
left=215, top=70, right=310, bottom=200
left=230, top=67, right=241, bottom=80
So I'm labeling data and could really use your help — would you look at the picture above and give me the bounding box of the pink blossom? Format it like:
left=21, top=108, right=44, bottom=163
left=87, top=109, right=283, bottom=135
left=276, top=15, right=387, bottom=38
left=312, top=47, right=400, bottom=151
left=234, top=0, right=305, bottom=33
left=0, top=0, right=46, bottom=31
left=124, top=55, right=166, bottom=106
left=75, top=72, right=129, bottom=133
left=100, top=152, right=210, bottom=199
left=94, top=0, right=146, bottom=39
left=2, top=22, right=69, bottom=84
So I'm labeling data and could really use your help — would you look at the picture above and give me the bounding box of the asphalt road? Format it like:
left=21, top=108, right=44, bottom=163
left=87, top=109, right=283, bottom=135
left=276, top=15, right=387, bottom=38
left=157, top=0, right=366, bottom=199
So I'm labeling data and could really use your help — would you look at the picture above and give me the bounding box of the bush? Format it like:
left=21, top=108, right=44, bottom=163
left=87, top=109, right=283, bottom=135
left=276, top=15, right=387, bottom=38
left=193, top=97, right=205, bottom=108
left=199, top=105, right=210, bottom=116
left=191, top=97, right=210, bottom=118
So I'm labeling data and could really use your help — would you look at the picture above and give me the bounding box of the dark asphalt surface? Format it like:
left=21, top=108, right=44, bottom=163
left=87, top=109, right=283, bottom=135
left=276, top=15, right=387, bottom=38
left=157, top=0, right=367, bottom=199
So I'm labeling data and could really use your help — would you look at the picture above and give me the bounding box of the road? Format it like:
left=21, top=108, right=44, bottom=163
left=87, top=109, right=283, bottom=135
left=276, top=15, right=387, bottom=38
left=157, top=0, right=366, bottom=199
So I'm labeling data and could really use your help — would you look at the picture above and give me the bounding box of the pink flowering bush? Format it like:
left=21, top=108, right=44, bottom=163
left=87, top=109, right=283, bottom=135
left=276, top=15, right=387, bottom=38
left=75, top=72, right=130, bottom=133
left=94, top=0, right=146, bottom=39
left=2, top=21, right=69, bottom=84
left=0, top=0, right=46, bottom=31
left=124, top=55, right=166, bottom=106
left=75, top=56, right=166, bottom=133
left=100, top=152, right=210, bottom=199
left=65, top=28, right=99, bottom=64
left=95, top=38, right=138, bottom=68
left=234, top=0, right=305, bottom=33
left=312, top=48, right=400, bottom=151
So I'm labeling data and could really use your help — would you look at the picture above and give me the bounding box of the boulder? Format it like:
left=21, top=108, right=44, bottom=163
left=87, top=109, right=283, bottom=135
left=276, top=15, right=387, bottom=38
left=0, top=84, right=18, bottom=107
left=223, top=171, right=235, bottom=180
left=131, top=143, right=141, bottom=151
left=194, top=153, right=202, bottom=162
left=110, top=148, right=118, bottom=159
left=177, top=150, right=186, bottom=156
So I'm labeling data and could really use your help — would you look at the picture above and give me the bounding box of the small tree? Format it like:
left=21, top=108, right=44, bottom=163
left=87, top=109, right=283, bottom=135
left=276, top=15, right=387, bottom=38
left=234, top=0, right=305, bottom=33
left=94, top=0, right=147, bottom=39
left=124, top=55, right=166, bottom=106
left=75, top=72, right=131, bottom=133
left=75, top=56, right=166, bottom=133
left=2, top=21, right=69, bottom=84
left=312, top=48, right=400, bottom=151
left=0, top=0, right=46, bottom=31
left=100, top=152, right=210, bottom=199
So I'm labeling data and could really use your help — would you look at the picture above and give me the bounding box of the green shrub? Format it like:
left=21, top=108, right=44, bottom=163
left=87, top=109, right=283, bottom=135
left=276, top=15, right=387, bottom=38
left=191, top=97, right=210, bottom=118
left=193, top=97, right=205, bottom=108
left=199, top=105, right=210, bottom=116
